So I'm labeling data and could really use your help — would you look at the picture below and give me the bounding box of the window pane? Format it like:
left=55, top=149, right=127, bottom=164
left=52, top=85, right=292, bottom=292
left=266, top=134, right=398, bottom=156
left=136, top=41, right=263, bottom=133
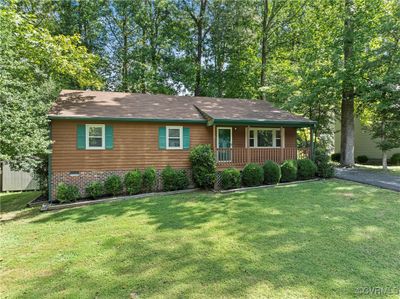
left=257, top=130, right=273, bottom=147
left=276, top=130, right=281, bottom=147
left=89, top=126, right=102, bottom=137
left=89, top=137, right=102, bottom=147
left=168, top=138, right=180, bottom=148
left=249, top=130, right=254, bottom=138
left=249, top=139, right=254, bottom=147
left=168, top=128, right=180, bottom=138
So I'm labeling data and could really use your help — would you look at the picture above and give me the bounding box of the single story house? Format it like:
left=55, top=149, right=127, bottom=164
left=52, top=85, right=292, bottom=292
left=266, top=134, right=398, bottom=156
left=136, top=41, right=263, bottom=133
left=48, top=90, right=316, bottom=199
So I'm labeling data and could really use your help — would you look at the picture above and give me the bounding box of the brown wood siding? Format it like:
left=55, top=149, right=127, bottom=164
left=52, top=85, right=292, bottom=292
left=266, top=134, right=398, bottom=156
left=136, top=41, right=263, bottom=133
left=51, top=120, right=212, bottom=171
left=51, top=121, right=298, bottom=172
left=285, top=128, right=296, bottom=147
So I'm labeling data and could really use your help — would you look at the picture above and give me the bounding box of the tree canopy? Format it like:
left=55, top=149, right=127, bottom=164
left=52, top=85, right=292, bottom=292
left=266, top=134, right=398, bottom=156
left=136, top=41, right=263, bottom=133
left=1, top=0, right=399, bottom=170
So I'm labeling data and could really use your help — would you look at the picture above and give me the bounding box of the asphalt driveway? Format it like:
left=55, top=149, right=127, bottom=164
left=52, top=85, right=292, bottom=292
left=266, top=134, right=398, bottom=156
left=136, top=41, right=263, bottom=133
left=335, top=167, right=400, bottom=192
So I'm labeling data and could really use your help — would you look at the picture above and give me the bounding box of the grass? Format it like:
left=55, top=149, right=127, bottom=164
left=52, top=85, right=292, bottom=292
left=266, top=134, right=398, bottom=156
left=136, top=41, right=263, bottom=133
left=0, top=191, right=41, bottom=213
left=1, top=180, right=399, bottom=298
left=355, top=164, right=400, bottom=176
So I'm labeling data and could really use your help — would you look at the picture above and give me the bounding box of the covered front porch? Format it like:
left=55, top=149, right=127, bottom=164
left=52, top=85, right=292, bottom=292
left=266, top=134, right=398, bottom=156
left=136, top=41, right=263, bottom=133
left=211, top=123, right=314, bottom=169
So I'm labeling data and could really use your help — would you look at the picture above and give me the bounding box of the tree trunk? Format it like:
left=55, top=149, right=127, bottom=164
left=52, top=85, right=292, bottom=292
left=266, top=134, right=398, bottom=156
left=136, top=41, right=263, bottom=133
left=260, top=0, right=269, bottom=100
left=381, top=122, right=387, bottom=170
left=340, top=0, right=355, bottom=167
left=194, top=0, right=207, bottom=97
left=382, top=151, right=388, bottom=171
left=121, top=16, right=128, bottom=92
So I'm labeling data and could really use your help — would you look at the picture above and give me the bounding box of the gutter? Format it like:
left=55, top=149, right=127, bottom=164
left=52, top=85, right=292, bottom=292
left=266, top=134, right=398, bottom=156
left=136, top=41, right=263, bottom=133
left=210, top=118, right=317, bottom=128
left=48, top=115, right=207, bottom=124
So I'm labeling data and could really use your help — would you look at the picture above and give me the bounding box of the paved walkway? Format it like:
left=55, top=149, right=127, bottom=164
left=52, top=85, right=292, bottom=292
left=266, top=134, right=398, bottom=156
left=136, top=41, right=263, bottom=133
left=335, top=168, right=400, bottom=192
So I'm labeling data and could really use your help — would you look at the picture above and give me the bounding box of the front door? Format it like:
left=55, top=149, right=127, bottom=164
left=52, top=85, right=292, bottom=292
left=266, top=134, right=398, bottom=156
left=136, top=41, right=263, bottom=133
left=217, top=127, right=232, bottom=162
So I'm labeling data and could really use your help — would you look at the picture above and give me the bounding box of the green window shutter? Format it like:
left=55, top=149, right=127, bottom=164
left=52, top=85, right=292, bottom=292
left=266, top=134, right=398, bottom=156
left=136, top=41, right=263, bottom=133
left=158, top=127, right=166, bottom=149
left=183, top=127, right=190, bottom=149
left=77, top=124, right=86, bottom=150
left=105, top=125, right=114, bottom=150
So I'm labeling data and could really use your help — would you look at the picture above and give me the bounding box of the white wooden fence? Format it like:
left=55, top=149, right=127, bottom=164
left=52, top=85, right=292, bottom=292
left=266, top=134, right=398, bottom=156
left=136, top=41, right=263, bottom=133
left=0, top=162, right=39, bottom=192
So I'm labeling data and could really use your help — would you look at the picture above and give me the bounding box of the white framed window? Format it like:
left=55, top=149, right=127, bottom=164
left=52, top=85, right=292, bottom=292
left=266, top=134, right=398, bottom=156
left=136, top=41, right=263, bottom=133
left=86, top=124, right=105, bottom=150
left=166, top=126, right=183, bottom=149
left=249, top=128, right=284, bottom=148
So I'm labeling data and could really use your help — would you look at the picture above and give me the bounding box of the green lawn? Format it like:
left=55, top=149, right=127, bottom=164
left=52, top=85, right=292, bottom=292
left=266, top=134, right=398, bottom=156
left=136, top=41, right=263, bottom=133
left=1, top=180, right=399, bottom=298
left=0, top=191, right=41, bottom=213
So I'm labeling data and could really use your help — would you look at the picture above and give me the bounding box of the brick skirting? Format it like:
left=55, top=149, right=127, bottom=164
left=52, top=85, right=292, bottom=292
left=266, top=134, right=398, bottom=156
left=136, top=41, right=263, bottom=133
left=50, top=169, right=193, bottom=201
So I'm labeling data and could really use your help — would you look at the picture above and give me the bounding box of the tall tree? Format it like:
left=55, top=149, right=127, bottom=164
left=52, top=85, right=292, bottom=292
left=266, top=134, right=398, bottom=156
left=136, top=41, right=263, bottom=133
left=182, top=0, right=209, bottom=96
left=0, top=8, right=101, bottom=170
left=359, top=0, right=400, bottom=169
left=340, top=0, right=356, bottom=166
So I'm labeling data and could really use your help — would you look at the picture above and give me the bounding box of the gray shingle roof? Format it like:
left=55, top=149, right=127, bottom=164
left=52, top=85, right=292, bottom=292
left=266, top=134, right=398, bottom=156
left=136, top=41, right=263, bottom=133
left=49, top=90, right=314, bottom=126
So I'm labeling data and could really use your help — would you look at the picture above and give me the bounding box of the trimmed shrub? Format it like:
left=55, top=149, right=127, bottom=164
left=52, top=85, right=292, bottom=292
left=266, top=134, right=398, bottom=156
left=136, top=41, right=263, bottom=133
left=314, top=149, right=334, bottom=178
left=390, top=153, right=400, bottom=166
left=104, top=174, right=123, bottom=196
left=331, top=153, right=341, bottom=162
left=162, top=166, right=176, bottom=191
left=297, top=159, right=317, bottom=180
left=56, top=183, right=80, bottom=203
left=161, top=166, right=189, bottom=191
left=189, top=144, right=216, bottom=189
left=242, top=163, right=264, bottom=187
left=85, top=181, right=103, bottom=199
left=281, top=160, right=297, bottom=182
left=176, top=169, right=190, bottom=190
left=142, top=167, right=157, bottom=192
left=356, top=155, right=369, bottom=164
left=124, top=170, right=142, bottom=195
left=221, top=168, right=241, bottom=190
left=263, top=160, right=281, bottom=184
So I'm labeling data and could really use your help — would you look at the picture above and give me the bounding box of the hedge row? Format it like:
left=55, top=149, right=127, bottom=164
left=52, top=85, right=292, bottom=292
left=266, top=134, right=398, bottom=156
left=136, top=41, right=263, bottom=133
left=220, top=158, right=328, bottom=190
left=56, top=166, right=189, bottom=203
left=331, top=152, right=400, bottom=165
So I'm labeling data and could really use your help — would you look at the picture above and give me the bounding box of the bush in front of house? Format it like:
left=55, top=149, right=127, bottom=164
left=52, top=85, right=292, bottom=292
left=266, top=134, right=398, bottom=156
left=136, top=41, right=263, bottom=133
left=85, top=181, right=103, bottom=199
left=189, top=144, right=216, bottom=189
left=356, top=155, right=369, bottom=164
left=331, top=153, right=341, bottom=162
left=390, top=153, right=400, bottom=165
left=242, top=163, right=264, bottom=187
left=142, top=167, right=157, bottom=192
left=161, top=166, right=189, bottom=191
left=176, top=169, right=190, bottom=190
left=104, top=174, right=123, bottom=196
left=56, top=182, right=80, bottom=203
left=221, top=168, right=241, bottom=190
left=263, top=160, right=281, bottom=184
left=314, top=148, right=334, bottom=178
left=297, top=159, right=317, bottom=180
left=280, top=160, right=297, bottom=182
left=124, top=169, right=142, bottom=195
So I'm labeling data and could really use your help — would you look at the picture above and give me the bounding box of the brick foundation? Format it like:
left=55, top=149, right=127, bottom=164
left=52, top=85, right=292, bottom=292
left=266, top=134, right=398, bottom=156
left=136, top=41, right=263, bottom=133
left=50, top=169, right=193, bottom=201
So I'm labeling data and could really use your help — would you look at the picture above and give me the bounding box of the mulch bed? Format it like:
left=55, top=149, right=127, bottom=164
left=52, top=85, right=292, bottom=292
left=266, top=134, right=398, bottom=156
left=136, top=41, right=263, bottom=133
left=27, top=194, right=48, bottom=207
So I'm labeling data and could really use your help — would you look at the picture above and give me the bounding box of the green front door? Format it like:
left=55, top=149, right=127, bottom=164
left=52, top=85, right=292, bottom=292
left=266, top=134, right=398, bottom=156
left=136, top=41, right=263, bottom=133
left=218, top=128, right=232, bottom=162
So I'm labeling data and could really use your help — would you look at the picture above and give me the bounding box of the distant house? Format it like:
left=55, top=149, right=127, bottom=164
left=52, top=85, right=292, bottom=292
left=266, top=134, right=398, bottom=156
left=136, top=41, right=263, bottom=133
left=48, top=90, right=316, bottom=200
left=334, top=118, right=400, bottom=161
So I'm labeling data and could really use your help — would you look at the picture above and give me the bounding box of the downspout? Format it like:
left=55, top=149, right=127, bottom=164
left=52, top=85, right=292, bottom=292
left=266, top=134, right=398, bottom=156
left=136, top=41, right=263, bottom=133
left=48, top=122, right=52, bottom=203
left=310, top=124, right=316, bottom=160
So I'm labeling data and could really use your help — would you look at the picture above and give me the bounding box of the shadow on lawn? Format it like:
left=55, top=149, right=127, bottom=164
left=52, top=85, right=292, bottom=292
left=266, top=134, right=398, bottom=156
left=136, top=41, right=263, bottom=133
left=18, top=180, right=400, bottom=297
